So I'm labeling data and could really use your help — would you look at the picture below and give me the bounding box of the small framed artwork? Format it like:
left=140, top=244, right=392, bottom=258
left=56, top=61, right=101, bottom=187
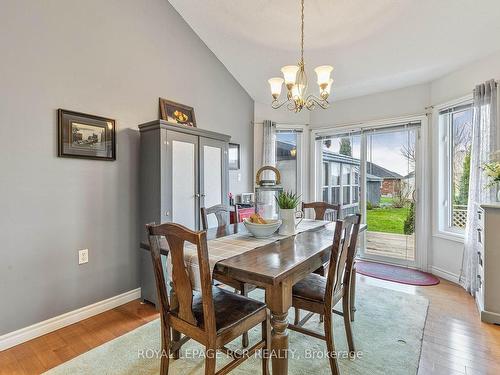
left=228, top=143, right=240, bottom=170
left=58, top=109, right=116, bottom=161
left=159, top=98, right=196, bottom=127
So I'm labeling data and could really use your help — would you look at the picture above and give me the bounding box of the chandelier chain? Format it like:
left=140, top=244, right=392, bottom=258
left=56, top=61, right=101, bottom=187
left=300, top=0, right=304, bottom=64
left=269, top=0, right=331, bottom=112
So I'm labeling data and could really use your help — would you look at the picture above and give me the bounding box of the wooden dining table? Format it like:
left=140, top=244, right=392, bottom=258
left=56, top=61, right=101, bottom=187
left=141, top=220, right=366, bottom=375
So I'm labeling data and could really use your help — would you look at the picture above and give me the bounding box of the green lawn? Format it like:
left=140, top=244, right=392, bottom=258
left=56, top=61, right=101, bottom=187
left=366, top=206, right=409, bottom=234
left=379, top=196, right=394, bottom=205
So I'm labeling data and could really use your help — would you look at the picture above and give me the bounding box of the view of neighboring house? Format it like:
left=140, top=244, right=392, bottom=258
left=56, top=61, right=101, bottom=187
left=277, top=140, right=408, bottom=217
left=366, top=162, right=404, bottom=196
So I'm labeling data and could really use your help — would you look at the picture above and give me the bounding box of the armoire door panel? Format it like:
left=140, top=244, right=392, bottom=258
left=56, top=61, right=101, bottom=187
left=166, top=130, right=199, bottom=230
left=199, top=137, right=229, bottom=228
left=203, top=145, right=222, bottom=228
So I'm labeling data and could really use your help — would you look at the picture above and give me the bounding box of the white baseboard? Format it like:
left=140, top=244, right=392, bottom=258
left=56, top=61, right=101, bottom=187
left=429, top=266, right=460, bottom=284
left=0, top=288, right=141, bottom=351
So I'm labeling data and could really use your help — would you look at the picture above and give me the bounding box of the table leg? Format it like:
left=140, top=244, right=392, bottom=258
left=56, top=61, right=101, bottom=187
left=271, top=311, right=289, bottom=375
left=266, top=283, right=292, bottom=375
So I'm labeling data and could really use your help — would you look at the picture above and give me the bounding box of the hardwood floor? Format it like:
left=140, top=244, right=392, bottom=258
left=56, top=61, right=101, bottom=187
left=0, top=300, right=158, bottom=375
left=1, top=276, right=499, bottom=374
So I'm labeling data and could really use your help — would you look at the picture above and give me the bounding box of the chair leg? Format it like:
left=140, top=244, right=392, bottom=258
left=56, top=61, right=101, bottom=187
left=342, top=291, right=355, bottom=354
left=205, top=347, right=217, bottom=375
left=235, top=283, right=248, bottom=348
left=261, top=316, right=270, bottom=375
left=317, top=266, right=326, bottom=323
left=241, top=284, right=250, bottom=348
left=323, top=310, right=340, bottom=375
left=294, top=307, right=300, bottom=325
left=169, top=287, right=181, bottom=359
left=160, top=317, right=170, bottom=375
left=350, top=267, right=357, bottom=322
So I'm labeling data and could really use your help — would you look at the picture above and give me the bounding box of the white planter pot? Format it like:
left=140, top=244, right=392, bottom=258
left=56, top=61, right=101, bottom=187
left=278, top=208, right=303, bottom=236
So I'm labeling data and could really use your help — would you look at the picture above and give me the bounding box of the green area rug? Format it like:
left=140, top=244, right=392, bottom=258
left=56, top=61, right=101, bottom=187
left=44, top=283, right=428, bottom=375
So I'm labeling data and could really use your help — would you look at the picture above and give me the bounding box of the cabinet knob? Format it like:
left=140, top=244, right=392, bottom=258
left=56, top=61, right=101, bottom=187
left=201, top=193, right=206, bottom=197
left=195, top=193, right=200, bottom=198
left=164, top=210, right=170, bottom=217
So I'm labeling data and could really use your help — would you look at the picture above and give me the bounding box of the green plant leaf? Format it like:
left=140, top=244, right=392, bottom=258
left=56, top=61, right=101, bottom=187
left=275, top=190, right=301, bottom=209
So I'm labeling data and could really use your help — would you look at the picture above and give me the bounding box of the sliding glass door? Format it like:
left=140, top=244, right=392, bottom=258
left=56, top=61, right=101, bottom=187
left=318, top=133, right=361, bottom=219
left=315, top=122, right=421, bottom=267
left=361, top=126, right=418, bottom=266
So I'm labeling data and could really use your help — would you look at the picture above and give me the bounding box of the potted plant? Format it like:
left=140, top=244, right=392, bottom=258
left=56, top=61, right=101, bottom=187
left=275, top=191, right=303, bottom=235
left=483, top=150, right=500, bottom=202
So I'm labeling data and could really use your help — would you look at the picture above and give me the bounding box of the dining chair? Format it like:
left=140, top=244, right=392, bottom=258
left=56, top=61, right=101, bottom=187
left=146, top=222, right=270, bottom=375
left=299, top=202, right=358, bottom=323
left=288, top=214, right=361, bottom=375
left=200, top=204, right=238, bottom=230
left=201, top=204, right=255, bottom=347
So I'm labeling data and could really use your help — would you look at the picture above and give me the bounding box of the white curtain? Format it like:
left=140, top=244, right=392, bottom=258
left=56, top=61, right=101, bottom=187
left=262, top=120, right=277, bottom=179
left=460, top=79, right=498, bottom=294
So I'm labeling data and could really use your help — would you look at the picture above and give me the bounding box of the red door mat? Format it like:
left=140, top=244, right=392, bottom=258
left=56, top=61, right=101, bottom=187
left=356, top=260, right=440, bottom=286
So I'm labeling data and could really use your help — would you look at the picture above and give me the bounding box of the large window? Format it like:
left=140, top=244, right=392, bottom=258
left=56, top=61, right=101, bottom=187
left=439, top=102, right=473, bottom=231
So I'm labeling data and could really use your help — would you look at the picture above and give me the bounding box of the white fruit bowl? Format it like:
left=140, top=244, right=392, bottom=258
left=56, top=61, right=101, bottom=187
left=243, top=219, right=282, bottom=238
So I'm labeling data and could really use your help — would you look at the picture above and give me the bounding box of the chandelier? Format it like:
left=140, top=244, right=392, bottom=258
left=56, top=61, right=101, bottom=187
left=268, top=0, right=333, bottom=112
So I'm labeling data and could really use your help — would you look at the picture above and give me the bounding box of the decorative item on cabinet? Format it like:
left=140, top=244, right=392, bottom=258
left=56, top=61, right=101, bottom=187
left=159, top=98, right=196, bottom=127
left=236, top=193, right=254, bottom=205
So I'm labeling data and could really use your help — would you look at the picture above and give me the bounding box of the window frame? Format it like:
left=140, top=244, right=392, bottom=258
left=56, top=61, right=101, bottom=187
left=434, top=95, right=473, bottom=242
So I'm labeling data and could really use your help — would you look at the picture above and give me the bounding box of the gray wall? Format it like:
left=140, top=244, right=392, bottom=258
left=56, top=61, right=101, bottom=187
left=0, top=0, right=253, bottom=335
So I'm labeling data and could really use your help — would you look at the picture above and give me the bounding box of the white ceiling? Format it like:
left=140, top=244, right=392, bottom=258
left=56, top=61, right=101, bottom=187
left=169, top=0, right=500, bottom=103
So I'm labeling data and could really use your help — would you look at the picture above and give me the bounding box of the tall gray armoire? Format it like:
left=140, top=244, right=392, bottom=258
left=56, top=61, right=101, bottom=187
left=139, top=120, right=230, bottom=304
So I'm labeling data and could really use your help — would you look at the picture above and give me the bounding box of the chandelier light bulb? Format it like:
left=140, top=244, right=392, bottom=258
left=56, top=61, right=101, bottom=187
left=281, top=65, right=299, bottom=86
left=268, top=77, right=284, bottom=99
left=291, top=83, right=305, bottom=99
left=314, top=65, right=333, bottom=86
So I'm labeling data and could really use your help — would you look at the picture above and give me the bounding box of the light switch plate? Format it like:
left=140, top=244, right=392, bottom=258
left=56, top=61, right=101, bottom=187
left=78, top=249, right=89, bottom=265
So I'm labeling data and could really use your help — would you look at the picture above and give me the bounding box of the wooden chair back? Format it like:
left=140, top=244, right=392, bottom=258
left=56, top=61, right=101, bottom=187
left=324, top=214, right=361, bottom=309
left=302, top=202, right=341, bottom=221
left=200, top=204, right=238, bottom=230
left=146, top=222, right=216, bottom=333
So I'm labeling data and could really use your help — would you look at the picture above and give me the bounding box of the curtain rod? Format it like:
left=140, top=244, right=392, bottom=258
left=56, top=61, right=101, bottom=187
left=251, top=121, right=310, bottom=126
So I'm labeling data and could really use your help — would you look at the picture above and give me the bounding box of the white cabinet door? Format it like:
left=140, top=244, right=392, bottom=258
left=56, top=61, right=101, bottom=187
left=199, top=138, right=229, bottom=228
left=166, top=131, right=199, bottom=230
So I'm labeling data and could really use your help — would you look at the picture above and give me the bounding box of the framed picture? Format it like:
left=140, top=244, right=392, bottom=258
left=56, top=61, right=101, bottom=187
left=159, top=98, right=196, bottom=127
left=58, top=109, right=116, bottom=161
left=228, top=143, right=240, bottom=170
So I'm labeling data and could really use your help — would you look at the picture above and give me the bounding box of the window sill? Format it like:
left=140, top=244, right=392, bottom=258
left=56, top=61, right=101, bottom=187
left=433, top=230, right=465, bottom=243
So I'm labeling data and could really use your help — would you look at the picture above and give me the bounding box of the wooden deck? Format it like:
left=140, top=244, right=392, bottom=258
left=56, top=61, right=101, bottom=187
left=365, top=231, right=415, bottom=261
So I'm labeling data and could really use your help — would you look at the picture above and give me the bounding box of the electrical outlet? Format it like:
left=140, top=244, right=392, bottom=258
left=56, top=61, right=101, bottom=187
left=78, top=249, right=89, bottom=265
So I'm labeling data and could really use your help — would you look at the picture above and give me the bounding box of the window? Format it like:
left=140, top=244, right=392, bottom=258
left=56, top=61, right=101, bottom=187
left=275, top=130, right=302, bottom=194
left=320, top=162, right=358, bottom=207
left=439, top=102, right=473, bottom=232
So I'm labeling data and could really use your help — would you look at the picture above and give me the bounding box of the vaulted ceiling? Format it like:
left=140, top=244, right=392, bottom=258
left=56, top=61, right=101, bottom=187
left=169, top=0, right=500, bottom=103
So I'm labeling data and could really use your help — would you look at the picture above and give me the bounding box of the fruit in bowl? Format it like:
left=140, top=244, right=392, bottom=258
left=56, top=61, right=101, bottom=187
left=243, top=213, right=282, bottom=238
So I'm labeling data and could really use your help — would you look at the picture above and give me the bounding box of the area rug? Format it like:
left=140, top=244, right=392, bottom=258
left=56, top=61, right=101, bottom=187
left=356, top=260, right=440, bottom=286
left=44, top=283, right=428, bottom=375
